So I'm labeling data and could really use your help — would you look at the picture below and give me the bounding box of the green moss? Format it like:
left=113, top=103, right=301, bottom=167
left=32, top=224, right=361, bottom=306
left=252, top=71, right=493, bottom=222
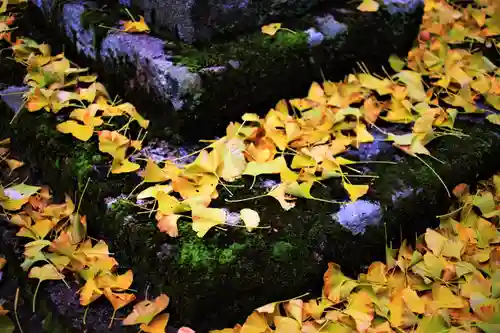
left=271, top=241, right=294, bottom=262
left=71, top=147, right=94, bottom=188
left=218, top=243, right=246, bottom=264
left=173, top=29, right=309, bottom=71
left=179, top=241, right=214, bottom=269
left=179, top=235, right=248, bottom=268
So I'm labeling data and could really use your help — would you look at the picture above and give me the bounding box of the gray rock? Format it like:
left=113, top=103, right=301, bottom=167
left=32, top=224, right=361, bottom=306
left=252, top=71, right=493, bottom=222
left=100, top=32, right=202, bottom=111
left=384, top=0, right=424, bottom=15
left=305, top=27, right=324, bottom=47
left=123, top=0, right=329, bottom=43
left=333, top=200, right=382, bottom=235
left=27, top=0, right=424, bottom=141
left=0, top=86, right=29, bottom=114
left=61, top=3, right=98, bottom=59
left=315, top=14, right=348, bottom=39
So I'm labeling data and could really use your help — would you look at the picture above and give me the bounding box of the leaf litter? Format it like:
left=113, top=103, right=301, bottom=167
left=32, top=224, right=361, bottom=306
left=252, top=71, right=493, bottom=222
left=0, top=0, right=500, bottom=332
left=1, top=0, right=500, bottom=239
left=213, top=173, right=500, bottom=332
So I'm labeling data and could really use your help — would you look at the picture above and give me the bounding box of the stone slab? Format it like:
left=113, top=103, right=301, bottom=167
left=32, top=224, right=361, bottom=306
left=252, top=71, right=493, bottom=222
left=27, top=0, right=423, bottom=142
left=2, top=89, right=500, bottom=330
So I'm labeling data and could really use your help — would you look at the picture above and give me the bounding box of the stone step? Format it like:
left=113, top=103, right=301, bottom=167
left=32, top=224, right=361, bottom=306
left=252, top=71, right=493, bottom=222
left=26, top=0, right=423, bottom=142
left=2, top=85, right=500, bottom=331
left=116, top=0, right=331, bottom=44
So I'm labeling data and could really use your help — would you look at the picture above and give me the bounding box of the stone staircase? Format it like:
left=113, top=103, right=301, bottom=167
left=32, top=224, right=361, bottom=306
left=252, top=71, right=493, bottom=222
left=28, top=0, right=423, bottom=141
left=2, top=1, right=500, bottom=333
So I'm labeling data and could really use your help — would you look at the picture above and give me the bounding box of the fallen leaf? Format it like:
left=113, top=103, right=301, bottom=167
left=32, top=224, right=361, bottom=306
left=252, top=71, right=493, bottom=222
left=120, top=16, right=150, bottom=33
left=261, top=23, right=282, bottom=36
left=0, top=257, right=6, bottom=270
left=190, top=205, right=226, bottom=237
left=156, top=213, right=182, bottom=237
left=240, top=208, right=260, bottom=232
left=425, top=228, right=448, bottom=256
left=122, top=294, right=170, bottom=326
left=343, top=182, right=369, bottom=202
left=56, top=120, right=93, bottom=141
left=140, top=313, right=170, bottom=333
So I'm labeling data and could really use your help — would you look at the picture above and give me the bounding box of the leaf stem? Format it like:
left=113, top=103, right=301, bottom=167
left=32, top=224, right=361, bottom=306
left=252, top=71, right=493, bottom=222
left=14, top=288, right=24, bottom=333
left=225, top=193, right=268, bottom=203
left=32, top=280, right=41, bottom=313
left=413, top=154, right=450, bottom=197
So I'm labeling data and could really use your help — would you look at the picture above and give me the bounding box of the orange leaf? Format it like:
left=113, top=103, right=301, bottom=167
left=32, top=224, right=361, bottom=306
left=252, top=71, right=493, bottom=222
left=120, top=16, right=150, bottom=33
left=122, top=294, right=170, bottom=326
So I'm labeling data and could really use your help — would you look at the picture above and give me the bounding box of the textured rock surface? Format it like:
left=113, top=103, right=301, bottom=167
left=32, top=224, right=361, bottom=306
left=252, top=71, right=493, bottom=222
left=118, top=0, right=330, bottom=43
left=27, top=0, right=424, bottom=142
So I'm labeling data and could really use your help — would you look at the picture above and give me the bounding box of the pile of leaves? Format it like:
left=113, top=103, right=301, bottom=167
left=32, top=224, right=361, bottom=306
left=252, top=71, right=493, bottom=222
left=0, top=0, right=499, bottom=332
left=212, top=174, right=500, bottom=333
left=0, top=257, right=16, bottom=333
left=131, top=0, right=500, bottom=238
left=0, top=141, right=195, bottom=332
left=1, top=0, right=500, bottom=240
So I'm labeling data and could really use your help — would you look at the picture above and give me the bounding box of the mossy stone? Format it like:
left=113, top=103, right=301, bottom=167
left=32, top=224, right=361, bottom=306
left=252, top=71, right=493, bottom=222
left=25, top=1, right=424, bottom=143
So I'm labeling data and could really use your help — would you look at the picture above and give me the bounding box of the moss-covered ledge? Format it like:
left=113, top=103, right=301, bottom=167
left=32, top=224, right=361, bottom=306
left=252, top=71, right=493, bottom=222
left=2, top=92, right=500, bottom=331
left=25, top=0, right=423, bottom=142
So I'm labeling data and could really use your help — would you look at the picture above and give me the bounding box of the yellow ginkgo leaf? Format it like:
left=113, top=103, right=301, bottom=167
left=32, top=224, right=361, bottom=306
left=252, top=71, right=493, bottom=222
left=140, top=313, right=170, bottom=333
left=486, top=114, right=500, bottom=125
left=29, top=263, right=65, bottom=311
left=343, top=182, right=369, bottom=202
left=157, top=191, right=189, bottom=215
left=241, top=311, right=271, bottom=333
left=103, top=289, right=136, bottom=311
left=354, top=123, right=374, bottom=147
left=56, top=120, right=93, bottom=141
left=122, top=294, right=170, bottom=326
left=240, top=208, right=260, bottom=232
left=216, top=137, right=247, bottom=182
left=120, top=16, right=150, bottom=33
left=116, top=102, right=150, bottom=129
left=268, top=184, right=296, bottom=211
left=95, top=269, right=133, bottom=291
left=431, top=284, right=467, bottom=309
left=156, top=213, right=182, bottom=237
left=5, top=158, right=24, bottom=172
left=274, top=316, right=301, bottom=333
left=357, top=0, right=380, bottom=12
left=190, top=205, right=226, bottom=237
left=1, top=183, right=41, bottom=211
left=261, top=23, right=282, bottom=36
left=141, top=158, right=169, bottom=183
left=111, top=158, right=140, bottom=174
left=137, top=185, right=173, bottom=200
left=29, top=264, right=65, bottom=281
left=80, top=278, right=104, bottom=306
left=243, top=156, right=285, bottom=177
left=0, top=257, right=6, bottom=270
left=424, top=228, right=448, bottom=256
left=402, top=287, right=425, bottom=314
left=394, top=71, right=426, bottom=102
left=344, top=290, right=374, bottom=332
